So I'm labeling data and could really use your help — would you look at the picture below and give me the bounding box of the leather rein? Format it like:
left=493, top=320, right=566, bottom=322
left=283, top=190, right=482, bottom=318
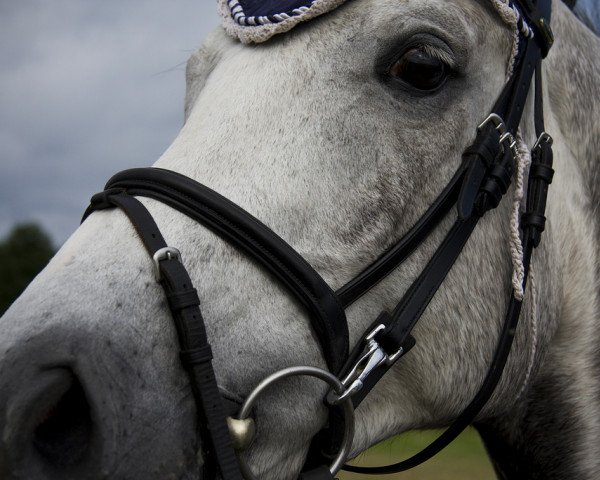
left=83, top=0, right=555, bottom=478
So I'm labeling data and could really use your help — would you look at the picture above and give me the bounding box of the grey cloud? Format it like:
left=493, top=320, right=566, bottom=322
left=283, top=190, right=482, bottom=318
left=0, top=1, right=219, bottom=245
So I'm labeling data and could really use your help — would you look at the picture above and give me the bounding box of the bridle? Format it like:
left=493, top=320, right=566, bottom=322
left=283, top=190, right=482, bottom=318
left=82, top=0, right=555, bottom=478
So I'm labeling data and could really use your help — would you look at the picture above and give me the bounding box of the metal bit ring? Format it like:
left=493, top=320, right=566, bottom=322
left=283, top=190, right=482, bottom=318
left=233, top=366, right=355, bottom=480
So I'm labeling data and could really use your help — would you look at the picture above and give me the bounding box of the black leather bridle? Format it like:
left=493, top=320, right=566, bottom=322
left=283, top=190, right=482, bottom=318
left=82, top=0, right=555, bottom=478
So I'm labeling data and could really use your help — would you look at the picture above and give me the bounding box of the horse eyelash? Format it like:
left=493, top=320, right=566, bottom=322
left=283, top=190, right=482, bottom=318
left=418, top=44, right=457, bottom=70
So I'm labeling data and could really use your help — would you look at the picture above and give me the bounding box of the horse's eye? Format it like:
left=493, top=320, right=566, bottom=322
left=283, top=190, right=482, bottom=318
left=389, top=48, right=449, bottom=91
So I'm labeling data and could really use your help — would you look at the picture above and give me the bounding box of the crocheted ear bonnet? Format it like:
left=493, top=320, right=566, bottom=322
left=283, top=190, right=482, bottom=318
left=218, top=0, right=527, bottom=51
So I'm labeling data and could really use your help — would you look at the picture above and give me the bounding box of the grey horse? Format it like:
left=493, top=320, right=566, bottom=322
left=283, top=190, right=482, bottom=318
left=1, top=0, right=599, bottom=479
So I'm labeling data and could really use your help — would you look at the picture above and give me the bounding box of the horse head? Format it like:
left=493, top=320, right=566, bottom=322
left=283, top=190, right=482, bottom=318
left=1, top=0, right=599, bottom=479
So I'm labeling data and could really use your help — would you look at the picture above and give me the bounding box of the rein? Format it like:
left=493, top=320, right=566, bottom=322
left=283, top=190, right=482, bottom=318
left=83, top=0, right=555, bottom=478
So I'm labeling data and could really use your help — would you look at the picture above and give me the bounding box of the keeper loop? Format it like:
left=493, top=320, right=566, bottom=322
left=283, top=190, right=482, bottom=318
left=529, top=164, right=554, bottom=184
left=489, top=164, right=513, bottom=193
left=522, top=212, right=546, bottom=232
left=464, top=126, right=502, bottom=169
left=89, top=188, right=124, bottom=210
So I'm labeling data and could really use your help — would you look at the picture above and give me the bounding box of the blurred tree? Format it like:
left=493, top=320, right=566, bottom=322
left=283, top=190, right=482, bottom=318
left=0, top=223, right=55, bottom=315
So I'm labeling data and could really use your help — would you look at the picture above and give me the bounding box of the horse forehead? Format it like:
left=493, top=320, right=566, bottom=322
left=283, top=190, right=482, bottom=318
left=187, top=0, right=502, bottom=134
left=218, top=0, right=510, bottom=44
left=181, top=0, right=509, bottom=214
left=199, top=0, right=497, bottom=81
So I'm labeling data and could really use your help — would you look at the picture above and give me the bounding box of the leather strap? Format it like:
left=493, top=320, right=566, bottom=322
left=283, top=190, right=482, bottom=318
left=457, top=125, right=503, bottom=219
left=376, top=216, right=478, bottom=359
left=344, top=295, right=526, bottom=475
left=86, top=167, right=349, bottom=375
left=85, top=192, right=243, bottom=480
left=336, top=163, right=467, bottom=307
left=504, top=40, right=540, bottom=132
left=523, top=63, right=554, bottom=248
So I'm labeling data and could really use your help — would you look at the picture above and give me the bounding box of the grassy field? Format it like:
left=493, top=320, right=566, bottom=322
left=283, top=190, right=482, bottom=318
left=339, top=428, right=496, bottom=480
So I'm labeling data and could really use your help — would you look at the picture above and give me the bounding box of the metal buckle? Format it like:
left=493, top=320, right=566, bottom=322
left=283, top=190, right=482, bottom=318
left=499, top=131, right=519, bottom=160
left=478, top=113, right=519, bottom=161
left=477, top=113, right=507, bottom=135
left=533, top=131, right=553, bottom=152
left=152, top=246, right=182, bottom=281
left=327, top=324, right=404, bottom=405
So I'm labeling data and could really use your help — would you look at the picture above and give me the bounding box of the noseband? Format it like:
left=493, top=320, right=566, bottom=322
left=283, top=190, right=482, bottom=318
left=83, top=1, right=554, bottom=478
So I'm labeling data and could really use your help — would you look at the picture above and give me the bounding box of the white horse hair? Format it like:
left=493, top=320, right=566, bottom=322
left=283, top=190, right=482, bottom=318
left=0, top=0, right=599, bottom=479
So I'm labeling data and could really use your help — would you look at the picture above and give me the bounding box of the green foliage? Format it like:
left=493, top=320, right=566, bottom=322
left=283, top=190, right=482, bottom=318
left=341, top=428, right=495, bottom=480
left=0, top=223, right=55, bottom=315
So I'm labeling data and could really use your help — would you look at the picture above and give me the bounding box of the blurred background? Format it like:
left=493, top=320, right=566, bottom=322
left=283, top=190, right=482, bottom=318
left=0, top=1, right=496, bottom=478
left=0, top=1, right=218, bottom=246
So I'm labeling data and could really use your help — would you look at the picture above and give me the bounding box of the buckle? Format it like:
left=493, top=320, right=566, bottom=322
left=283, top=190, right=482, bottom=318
left=477, top=113, right=519, bottom=161
left=478, top=114, right=518, bottom=159
left=327, top=324, right=404, bottom=405
left=499, top=131, right=519, bottom=160
left=533, top=131, right=553, bottom=152
left=153, top=246, right=182, bottom=281
left=89, top=188, right=124, bottom=210
left=477, top=113, right=507, bottom=135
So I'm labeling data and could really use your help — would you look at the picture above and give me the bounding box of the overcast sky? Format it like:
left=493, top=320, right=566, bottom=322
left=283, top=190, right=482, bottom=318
left=0, top=1, right=219, bottom=246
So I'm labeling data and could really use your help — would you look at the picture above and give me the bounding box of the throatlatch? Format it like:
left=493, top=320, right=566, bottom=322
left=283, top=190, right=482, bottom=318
left=83, top=0, right=555, bottom=478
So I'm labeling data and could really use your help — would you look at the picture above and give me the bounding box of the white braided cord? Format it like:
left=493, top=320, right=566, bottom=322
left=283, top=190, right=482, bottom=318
left=515, top=262, right=538, bottom=402
left=509, top=132, right=531, bottom=301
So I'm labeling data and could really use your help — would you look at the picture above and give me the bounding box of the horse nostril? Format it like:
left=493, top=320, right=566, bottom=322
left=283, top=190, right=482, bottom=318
left=33, top=371, right=93, bottom=467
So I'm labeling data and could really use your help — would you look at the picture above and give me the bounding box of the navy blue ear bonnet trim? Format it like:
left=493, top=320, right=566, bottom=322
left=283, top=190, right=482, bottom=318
left=228, top=0, right=315, bottom=25
left=219, top=0, right=531, bottom=46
